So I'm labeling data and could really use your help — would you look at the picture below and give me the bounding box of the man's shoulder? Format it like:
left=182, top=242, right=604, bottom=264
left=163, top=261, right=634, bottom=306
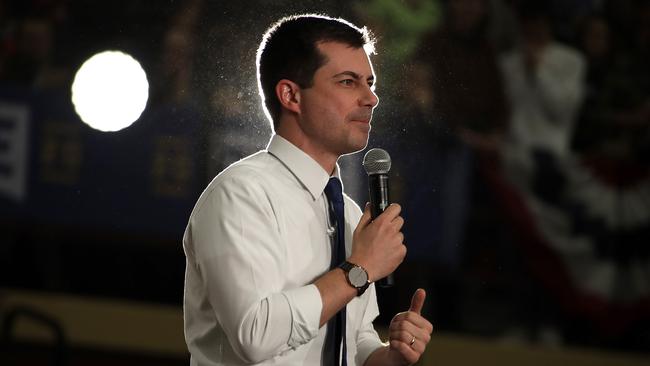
left=216, top=150, right=277, bottom=182
left=193, top=151, right=281, bottom=210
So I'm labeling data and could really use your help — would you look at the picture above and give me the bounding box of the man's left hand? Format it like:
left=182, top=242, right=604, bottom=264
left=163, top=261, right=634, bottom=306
left=387, top=288, right=433, bottom=365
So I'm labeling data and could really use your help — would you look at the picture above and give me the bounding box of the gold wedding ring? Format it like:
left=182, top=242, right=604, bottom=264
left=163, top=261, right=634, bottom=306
left=409, top=335, right=416, bottom=346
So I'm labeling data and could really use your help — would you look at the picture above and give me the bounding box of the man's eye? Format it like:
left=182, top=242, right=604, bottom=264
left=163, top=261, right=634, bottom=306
left=340, top=79, right=354, bottom=86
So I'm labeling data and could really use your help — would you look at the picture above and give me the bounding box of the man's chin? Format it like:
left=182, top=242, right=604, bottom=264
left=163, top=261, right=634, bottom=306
left=341, top=134, right=370, bottom=156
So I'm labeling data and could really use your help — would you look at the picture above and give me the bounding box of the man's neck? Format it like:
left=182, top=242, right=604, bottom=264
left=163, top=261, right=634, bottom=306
left=276, top=122, right=338, bottom=176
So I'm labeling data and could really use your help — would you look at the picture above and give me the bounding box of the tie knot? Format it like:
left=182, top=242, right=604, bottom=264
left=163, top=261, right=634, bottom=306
left=324, top=177, right=343, bottom=204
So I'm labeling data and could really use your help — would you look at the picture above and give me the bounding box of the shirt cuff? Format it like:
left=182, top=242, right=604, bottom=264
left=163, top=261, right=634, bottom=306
left=282, top=284, right=322, bottom=348
left=355, top=331, right=384, bottom=365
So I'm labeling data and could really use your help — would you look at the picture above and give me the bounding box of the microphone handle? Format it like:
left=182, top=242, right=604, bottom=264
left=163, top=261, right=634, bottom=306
left=368, top=174, right=394, bottom=288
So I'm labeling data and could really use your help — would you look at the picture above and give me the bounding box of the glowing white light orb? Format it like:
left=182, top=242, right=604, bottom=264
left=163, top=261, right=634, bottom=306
left=71, top=50, right=149, bottom=132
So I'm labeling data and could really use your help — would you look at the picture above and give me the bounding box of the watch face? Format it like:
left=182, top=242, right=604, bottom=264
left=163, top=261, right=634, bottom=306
left=349, top=266, right=368, bottom=287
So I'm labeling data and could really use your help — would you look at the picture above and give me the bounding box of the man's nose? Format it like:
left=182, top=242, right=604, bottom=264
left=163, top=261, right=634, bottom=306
left=360, top=85, right=379, bottom=108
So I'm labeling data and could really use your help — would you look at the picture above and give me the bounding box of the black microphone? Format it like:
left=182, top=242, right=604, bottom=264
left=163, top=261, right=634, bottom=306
left=362, top=148, right=394, bottom=288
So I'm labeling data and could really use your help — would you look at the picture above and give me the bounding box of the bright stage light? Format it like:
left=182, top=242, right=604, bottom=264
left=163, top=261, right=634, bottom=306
left=71, top=50, right=149, bottom=132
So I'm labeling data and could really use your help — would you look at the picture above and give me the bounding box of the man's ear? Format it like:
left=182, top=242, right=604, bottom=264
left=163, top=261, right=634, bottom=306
left=275, top=79, right=301, bottom=114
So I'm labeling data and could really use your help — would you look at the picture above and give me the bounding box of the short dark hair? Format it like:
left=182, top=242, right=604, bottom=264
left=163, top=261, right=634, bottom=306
left=256, top=14, right=375, bottom=131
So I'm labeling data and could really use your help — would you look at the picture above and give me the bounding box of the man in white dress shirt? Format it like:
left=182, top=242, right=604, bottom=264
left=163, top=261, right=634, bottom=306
left=183, top=14, right=433, bottom=366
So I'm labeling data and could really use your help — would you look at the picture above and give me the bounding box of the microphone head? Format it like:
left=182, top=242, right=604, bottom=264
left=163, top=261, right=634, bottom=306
left=363, top=148, right=391, bottom=175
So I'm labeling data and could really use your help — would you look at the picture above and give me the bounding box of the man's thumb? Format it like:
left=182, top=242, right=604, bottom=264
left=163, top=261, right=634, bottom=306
left=409, top=288, right=426, bottom=314
left=357, top=202, right=372, bottom=228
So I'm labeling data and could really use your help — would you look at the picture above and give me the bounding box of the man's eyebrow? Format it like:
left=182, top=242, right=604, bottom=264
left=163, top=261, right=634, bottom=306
left=333, top=71, right=375, bottom=82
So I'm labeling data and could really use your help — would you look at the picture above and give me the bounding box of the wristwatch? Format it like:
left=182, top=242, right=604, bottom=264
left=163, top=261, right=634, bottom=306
left=339, top=261, right=370, bottom=296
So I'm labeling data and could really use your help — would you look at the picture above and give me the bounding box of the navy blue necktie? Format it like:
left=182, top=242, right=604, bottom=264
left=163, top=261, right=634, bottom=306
left=323, top=177, right=347, bottom=366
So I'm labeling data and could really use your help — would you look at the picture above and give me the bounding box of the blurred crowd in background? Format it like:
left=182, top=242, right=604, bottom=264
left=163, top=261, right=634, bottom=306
left=1, top=0, right=648, bottom=358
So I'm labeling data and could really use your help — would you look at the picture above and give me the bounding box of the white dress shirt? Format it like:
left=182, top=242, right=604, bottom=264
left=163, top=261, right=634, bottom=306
left=183, top=134, right=383, bottom=365
left=500, top=41, right=585, bottom=157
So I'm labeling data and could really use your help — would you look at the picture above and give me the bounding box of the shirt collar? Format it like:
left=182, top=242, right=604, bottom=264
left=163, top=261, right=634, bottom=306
left=267, top=134, right=341, bottom=201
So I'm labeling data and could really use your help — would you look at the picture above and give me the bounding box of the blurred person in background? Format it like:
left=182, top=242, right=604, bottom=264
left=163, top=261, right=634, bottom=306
left=572, top=8, right=649, bottom=163
left=500, top=1, right=585, bottom=164
left=494, top=0, right=586, bottom=344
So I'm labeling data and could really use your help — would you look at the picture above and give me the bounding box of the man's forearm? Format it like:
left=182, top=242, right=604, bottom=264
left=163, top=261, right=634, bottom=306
left=314, top=267, right=358, bottom=326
